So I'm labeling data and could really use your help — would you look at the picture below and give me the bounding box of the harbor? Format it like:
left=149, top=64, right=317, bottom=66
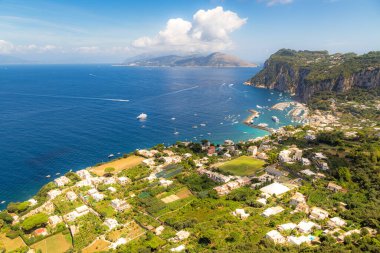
left=243, top=109, right=275, bottom=133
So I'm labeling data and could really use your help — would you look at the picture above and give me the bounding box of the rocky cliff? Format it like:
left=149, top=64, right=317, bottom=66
left=247, top=49, right=380, bottom=101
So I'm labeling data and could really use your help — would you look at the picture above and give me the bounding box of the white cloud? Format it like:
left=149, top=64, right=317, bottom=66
left=75, top=46, right=99, bottom=54
left=0, top=40, right=14, bottom=54
left=262, top=0, right=294, bottom=6
left=131, top=6, right=247, bottom=53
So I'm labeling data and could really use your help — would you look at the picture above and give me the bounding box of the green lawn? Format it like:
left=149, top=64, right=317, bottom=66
left=218, top=156, right=265, bottom=176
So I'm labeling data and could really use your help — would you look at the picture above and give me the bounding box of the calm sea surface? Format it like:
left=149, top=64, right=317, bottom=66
left=0, top=65, right=294, bottom=208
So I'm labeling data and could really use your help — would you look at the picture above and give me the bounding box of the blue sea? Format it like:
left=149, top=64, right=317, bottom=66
left=0, top=65, right=294, bottom=208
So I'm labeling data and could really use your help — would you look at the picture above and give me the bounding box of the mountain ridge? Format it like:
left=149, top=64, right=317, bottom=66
left=123, top=52, right=257, bottom=67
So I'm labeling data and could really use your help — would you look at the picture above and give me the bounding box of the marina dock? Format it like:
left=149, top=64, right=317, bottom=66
left=243, top=109, right=275, bottom=133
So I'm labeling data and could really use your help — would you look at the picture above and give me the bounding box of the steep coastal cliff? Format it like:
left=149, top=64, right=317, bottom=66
left=247, top=49, right=380, bottom=101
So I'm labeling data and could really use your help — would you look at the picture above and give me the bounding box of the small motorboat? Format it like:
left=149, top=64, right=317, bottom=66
left=108, top=154, right=114, bottom=158
left=137, top=113, right=147, bottom=120
left=272, top=116, right=280, bottom=123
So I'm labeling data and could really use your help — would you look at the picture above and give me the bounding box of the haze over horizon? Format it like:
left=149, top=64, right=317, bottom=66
left=0, top=0, right=379, bottom=63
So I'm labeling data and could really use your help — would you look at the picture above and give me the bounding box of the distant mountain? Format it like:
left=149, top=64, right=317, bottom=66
left=123, top=52, right=257, bottom=67
left=0, top=55, right=30, bottom=64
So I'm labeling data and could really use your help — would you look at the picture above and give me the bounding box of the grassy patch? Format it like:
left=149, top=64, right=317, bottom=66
left=218, top=156, right=265, bottom=176
left=90, top=155, right=144, bottom=176
left=0, top=233, right=26, bottom=252
left=30, top=232, right=72, bottom=253
left=82, top=239, right=110, bottom=253
left=106, top=221, right=145, bottom=242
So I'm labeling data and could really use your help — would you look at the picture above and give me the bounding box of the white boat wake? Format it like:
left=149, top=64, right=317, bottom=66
left=2, top=92, right=130, bottom=103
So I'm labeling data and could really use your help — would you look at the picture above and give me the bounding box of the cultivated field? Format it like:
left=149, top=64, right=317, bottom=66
left=82, top=239, right=110, bottom=253
left=0, top=233, right=26, bottom=251
left=90, top=155, right=144, bottom=176
left=106, top=221, right=145, bottom=242
left=30, top=232, right=72, bottom=253
left=218, top=156, right=266, bottom=176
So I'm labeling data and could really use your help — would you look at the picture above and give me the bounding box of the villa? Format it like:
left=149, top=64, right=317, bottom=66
left=111, top=199, right=131, bottom=212
left=260, top=182, right=290, bottom=197
left=262, top=206, right=284, bottom=217
left=28, top=198, right=38, bottom=206
left=266, top=230, right=286, bottom=244
left=54, top=176, right=71, bottom=187
left=48, top=215, right=62, bottom=227
left=289, top=192, right=306, bottom=206
left=297, top=220, right=317, bottom=234
left=76, top=169, right=92, bottom=180
left=66, top=191, right=77, bottom=201
left=104, top=218, right=119, bottom=230
left=47, top=189, right=62, bottom=200
left=327, top=182, right=344, bottom=192
left=159, top=178, right=173, bottom=187
left=232, top=209, right=250, bottom=219
left=110, top=238, right=127, bottom=250
left=34, top=228, right=48, bottom=237
left=287, top=235, right=312, bottom=246
left=278, top=223, right=297, bottom=232
left=171, top=245, right=186, bottom=252
left=328, top=217, right=346, bottom=228
left=309, top=207, right=329, bottom=220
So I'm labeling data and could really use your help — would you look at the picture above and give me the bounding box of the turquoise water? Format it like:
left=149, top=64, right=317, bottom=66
left=0, top=65, right=294, bottom=208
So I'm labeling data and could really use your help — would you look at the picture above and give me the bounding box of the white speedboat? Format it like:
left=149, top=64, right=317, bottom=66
left=137, top=113, right=147, bottom=120
left=108, top=154, right=114, bottom=158
left=272, top=116, right=280, bottom=123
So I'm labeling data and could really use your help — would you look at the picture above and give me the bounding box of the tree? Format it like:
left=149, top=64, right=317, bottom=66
left=21, top=213, right=48, bottom=231
left=104, top=167, right=115, bottom=177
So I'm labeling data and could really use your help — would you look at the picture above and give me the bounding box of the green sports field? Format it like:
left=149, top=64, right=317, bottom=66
left=218, top=156, right=265, bottom=176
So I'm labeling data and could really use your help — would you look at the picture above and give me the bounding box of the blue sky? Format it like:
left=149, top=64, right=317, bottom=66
left=0, top=0, right=379, bottom=63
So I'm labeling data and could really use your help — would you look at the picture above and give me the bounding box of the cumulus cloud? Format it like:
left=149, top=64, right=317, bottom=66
left=262, top=0, right=294, bottom=6
left=0, top=40, right=14, bottom=54
left=0, top=40, right=62, bottom=54
left=131, top=6, right=247, bottom=52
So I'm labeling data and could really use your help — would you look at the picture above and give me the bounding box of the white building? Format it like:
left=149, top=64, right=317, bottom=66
left=92, top=192, right=104, bottom=202
left=171, top=245, right=185, bottom=252
left=103, top=177, right=116, bottom=185
left=309, top=207, right=329, bottom=220
left=66, top=191, right=77, bottom=201
left=104, top=218, right=119, bottom=230
left=142, top=158, right=155, bottom=167
left=301, top=158, right=311, bottom=166
left=108, top=187, right=117, bottom=193
left=300, top=169, right=316, bottom=177
left=111, top=199, right=131, bottom=212
left=76, top=169, right=92, bottom=180
left=262, top=206, right=285, bottom=217
left=48, top=215, right=62, bottom=227
left=28, top=198, right=38, bottom=206
left=266, top=230, right=286, bottom=244
left=289, top=192, right=306, bottom=206
left=159, top=178, right=173, bottom=187
left=248, top=146, right=258, bottom=156
left=297, top=220, right=317, bottom=234
left=232, top=209, right=250, bottom=219
left=47, top=189, right=62, bottom=200
left=110, top=238, right=127, bottom=249
left=54, top=176, right=71, bottom=187
left=287, top=235, right=311, bottom=246
left=260, top=182, right=290, bottom=197
left=175, top=230, right=190, bottom=241
left=278, top=223, right=297, bottom=232
left=155, top=225, right=165, bottom=236
left=328, top=217, right=346, bottom=228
